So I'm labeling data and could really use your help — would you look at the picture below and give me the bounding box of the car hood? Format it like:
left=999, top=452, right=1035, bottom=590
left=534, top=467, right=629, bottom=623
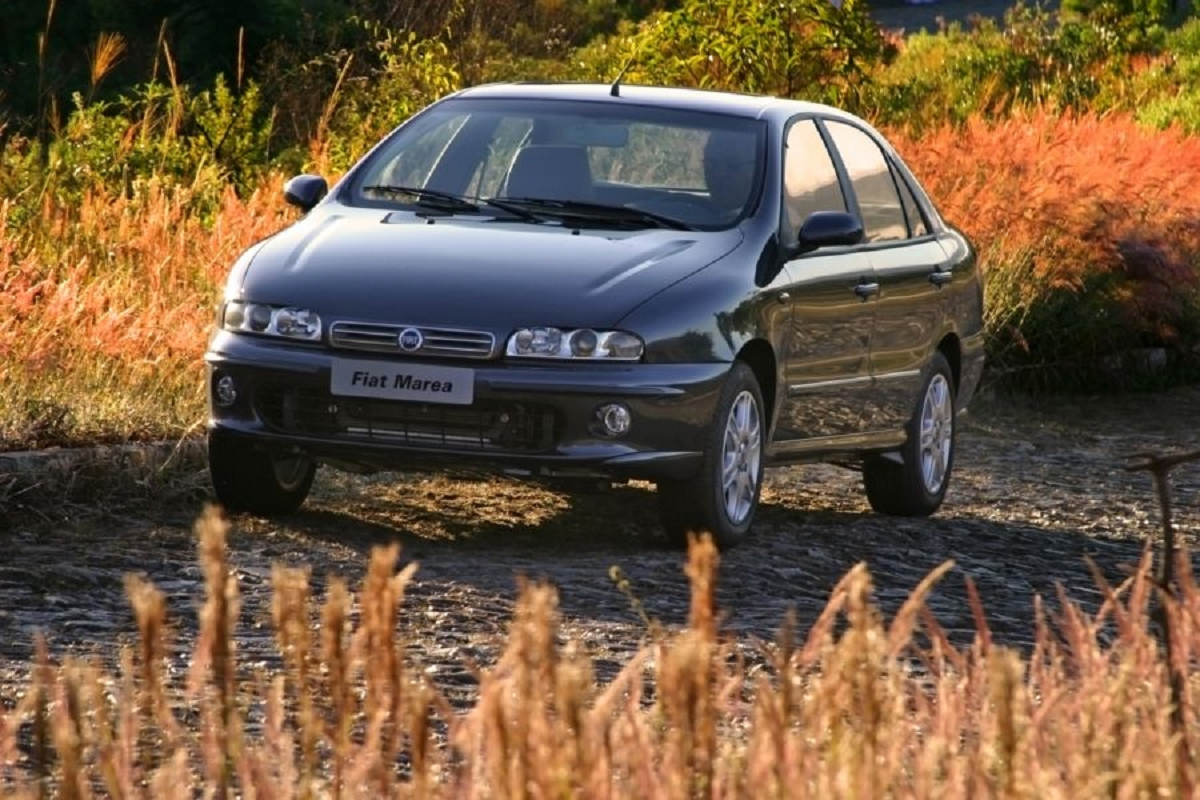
left=238, top=211, right=741, bottom=330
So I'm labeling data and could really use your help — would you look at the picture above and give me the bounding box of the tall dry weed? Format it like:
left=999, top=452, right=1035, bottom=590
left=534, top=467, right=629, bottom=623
left=6, top=109, right=1200, bottom=451
left=0, top=176, right=293, bottom=448
left=0, top=514, right=1197, bottom=797
left=888, top=110, right=1200, bottom=383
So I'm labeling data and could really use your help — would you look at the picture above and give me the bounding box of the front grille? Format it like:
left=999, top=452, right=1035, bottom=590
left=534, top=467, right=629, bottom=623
left=256, top=386, right=552, bottom=451
left=329, top=322, right=496, bottom=359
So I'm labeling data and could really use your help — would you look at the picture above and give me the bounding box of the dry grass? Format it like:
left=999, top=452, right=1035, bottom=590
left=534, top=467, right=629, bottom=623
left=0, top=508, right=1196, bottom=797
left=888, top=110, right=1200, bottom=383
left=4, top=109, right=1200, bottom=450
left=0, top=177, right=293, bottom=450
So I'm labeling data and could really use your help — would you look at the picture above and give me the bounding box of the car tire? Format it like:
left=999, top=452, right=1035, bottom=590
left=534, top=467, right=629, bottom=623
left=657, top=361, right=764, bottom=550
left=863, top=351, right=955, bottom=517
left=208, top=430, right=316, bottom=515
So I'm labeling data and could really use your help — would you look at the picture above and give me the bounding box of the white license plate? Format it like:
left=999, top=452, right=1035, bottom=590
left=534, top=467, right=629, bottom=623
left=330, top=359, right=475, bottom=405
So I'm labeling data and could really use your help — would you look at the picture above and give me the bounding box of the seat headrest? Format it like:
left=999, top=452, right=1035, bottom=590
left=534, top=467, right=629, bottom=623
left=504, top=145, right=594, bottom=202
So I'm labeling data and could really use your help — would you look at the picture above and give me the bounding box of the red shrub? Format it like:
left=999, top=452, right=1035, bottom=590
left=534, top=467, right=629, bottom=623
left=887, top=111, right=1200, bottom=383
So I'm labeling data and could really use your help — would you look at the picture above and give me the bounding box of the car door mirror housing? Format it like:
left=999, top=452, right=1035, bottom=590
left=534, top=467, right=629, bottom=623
left=284, top=174, right=329, bottom=212
left=793, top=211, right=864, bottom=255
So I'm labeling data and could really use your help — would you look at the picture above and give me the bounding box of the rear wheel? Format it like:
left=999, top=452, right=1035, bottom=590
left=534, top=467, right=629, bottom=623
left=863, top=351, right=955, bottom=516
left=657, top=362, right=764, bottom=550
left=208, top=430, right=316, bottom=514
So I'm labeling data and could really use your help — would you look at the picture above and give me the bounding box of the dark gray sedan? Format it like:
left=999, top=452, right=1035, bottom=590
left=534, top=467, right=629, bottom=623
left=206, top=82, right=984, bottom=548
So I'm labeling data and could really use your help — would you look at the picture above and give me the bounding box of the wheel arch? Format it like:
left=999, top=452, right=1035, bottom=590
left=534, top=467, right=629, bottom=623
left=937, top=333, right=962, bottom=393
left=735, top=339, right=777, bottom=431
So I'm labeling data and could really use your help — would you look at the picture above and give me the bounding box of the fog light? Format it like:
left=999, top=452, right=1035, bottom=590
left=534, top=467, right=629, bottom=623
left=215, top=375, right=238, bottom=407
left=596, top=403, right=631, bottom=437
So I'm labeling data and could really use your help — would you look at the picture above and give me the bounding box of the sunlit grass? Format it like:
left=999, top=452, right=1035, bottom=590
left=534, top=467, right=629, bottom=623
left=0, top=177, right=293, bottom=449
left=4, top=111, right=1200, bottom=449
left=891, top=110, right=1200, bottom=387
left=0, top=513, right=1196, bottom=797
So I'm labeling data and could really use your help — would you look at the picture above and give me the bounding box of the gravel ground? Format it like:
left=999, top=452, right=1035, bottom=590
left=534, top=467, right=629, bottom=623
left=1, top=387, right=1199, bottom=707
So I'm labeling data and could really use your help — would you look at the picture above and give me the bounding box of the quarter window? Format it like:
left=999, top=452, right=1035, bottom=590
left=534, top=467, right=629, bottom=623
left=783, top=119, right=846, bottom=240
left=824, top=121, right=907, bottom=243
left=893, top=165, right=929, bottom=237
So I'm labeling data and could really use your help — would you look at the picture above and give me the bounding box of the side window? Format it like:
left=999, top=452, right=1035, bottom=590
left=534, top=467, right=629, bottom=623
left=824, top=121, right=907, bottom=243
left=892, top=164, right=929, bottom=237
left=783, top=118, right=846, bottom=240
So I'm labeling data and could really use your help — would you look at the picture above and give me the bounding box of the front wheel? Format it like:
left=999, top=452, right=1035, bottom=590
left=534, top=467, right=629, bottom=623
left=657, top=362, right=764, bottom=550
left=208, top=430, right=316, bottom=515
left=863, top=351, right=955, bottom=516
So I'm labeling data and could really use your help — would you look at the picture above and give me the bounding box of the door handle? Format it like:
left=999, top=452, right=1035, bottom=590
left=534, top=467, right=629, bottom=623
left=777, top=291, right=791, bottom=304
left=853, top=282, right=879, bottom=301
left=929, top=270, right=953, bottom=288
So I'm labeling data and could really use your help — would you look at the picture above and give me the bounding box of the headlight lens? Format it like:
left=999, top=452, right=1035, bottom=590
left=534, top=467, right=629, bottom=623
left=221, top=301, right=322, bottom=341
left=505, top=327, right=644, bottom=361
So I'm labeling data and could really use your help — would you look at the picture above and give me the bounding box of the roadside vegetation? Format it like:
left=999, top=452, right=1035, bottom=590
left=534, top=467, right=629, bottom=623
left=4, top=0, right=1200, bottom=449
left=3, top=3, right=1200, bottom=793
left=5, top=1, right=1200, bottom=450
left=1, top=519, right=1197, bottom=797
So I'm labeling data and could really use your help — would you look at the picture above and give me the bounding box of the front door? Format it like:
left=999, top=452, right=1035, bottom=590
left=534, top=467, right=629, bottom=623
left=773, top=117, right=876, bottom=444
left=776, top=250, right=877, bottom=441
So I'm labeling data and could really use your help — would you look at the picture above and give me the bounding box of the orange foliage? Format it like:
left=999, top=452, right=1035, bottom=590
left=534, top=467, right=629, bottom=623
left=888, top=110, right=1200, bottom=346
left=0, top=178, right=293, bottom=380
left=3, top=110, right=1200, bottom=445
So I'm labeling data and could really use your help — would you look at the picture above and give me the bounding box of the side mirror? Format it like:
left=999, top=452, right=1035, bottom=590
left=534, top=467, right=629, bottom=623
left=793, top=211, right=864, bottom=255
left=283, top=174, right=329, bottom=212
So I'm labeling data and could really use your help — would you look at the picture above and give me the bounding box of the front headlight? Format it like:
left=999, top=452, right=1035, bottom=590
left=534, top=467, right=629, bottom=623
left=505, top=327, right=644, bottom=361
left=221, top=301, right=322, bottom=341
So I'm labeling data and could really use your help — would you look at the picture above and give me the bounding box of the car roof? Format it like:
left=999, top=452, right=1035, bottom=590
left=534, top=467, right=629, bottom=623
left=453, top=82, right=854, bottom=123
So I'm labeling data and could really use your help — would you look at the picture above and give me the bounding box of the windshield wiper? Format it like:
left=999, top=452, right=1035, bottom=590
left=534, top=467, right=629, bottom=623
left=490, top=197, right=696, bottom=231
left=478, top=197, right=543, bottom=222
left=362, top=185, right=544, bottom=222
left=361, top=184, right=482, bottom=213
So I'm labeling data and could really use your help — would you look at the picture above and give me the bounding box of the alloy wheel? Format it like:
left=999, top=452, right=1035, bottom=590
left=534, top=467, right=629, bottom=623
left=918, top=374, right=953, bottom=495
left=720, top=390, right=762, bottom=525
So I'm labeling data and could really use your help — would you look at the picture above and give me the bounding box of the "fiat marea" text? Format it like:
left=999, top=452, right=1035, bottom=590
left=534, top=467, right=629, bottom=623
left=351, top=370, right=454, bottom=393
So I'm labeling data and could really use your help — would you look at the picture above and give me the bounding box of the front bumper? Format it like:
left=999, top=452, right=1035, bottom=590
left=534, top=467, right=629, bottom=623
left=205, top=331, right=730, bottom=482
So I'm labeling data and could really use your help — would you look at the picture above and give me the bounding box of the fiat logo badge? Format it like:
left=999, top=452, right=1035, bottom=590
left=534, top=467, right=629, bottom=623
left=398, top=327, right=424, bottom=352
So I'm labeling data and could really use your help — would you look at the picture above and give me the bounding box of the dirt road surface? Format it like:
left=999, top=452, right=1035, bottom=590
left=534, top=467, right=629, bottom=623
left=2, top=388, right=1198, bottom=707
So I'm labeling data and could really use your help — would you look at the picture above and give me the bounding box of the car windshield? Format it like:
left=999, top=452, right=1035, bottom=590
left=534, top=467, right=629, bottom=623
left=349, top=96, right=767, bottom=231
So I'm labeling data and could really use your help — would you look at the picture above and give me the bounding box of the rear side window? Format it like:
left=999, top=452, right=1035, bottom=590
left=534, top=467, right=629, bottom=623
left=824, top=121, right=907, bottom=243
left=783, top=118, right=846, bottom=240
left=893, top=165, right=929, bottom=237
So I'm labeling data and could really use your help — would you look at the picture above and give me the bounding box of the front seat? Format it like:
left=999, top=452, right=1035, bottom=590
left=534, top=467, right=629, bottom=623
left=503, top=145, right=594, bottom=202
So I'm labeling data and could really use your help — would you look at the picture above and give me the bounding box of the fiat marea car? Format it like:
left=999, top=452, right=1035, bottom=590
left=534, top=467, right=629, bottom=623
left=206, top=82, right=984, bottom=548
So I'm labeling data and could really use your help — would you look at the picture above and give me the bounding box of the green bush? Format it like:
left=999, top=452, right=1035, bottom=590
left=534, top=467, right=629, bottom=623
left=1062, top=0, right=1175, bottom=23
left=1, top=73, right=279, bottom=228
left=568, top=0, right=888, bottom=110
left=872, top=3, right=1163, bottom=130
left=1133, top=17, right=1200, bottom=133
left=311, top=22, right=461, bottom=174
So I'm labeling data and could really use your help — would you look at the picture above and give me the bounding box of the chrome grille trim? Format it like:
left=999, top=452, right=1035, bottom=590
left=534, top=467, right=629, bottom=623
left=329, top=322, right=496, bottom=359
